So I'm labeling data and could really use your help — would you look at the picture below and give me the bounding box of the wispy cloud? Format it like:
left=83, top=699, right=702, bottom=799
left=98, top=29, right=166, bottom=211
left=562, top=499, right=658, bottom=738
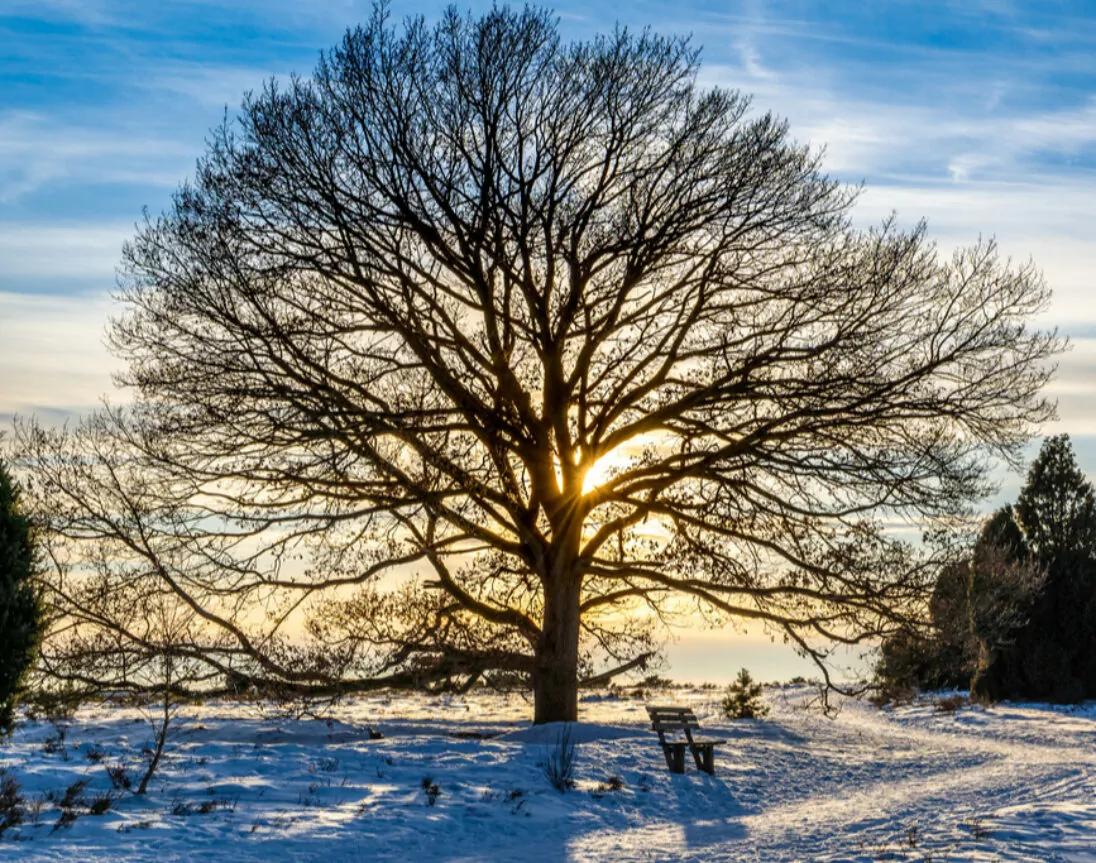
left=700, top=73, right=1096, bottom=186
left=0, top=290, right=121, bottom=421
left=0, top=222, right=132, bottom=280
left=0, top=112, right=195, bottom=203
left=136, top=65, right=292, bottom=110
left=686, top=11, right=1096, bottom=335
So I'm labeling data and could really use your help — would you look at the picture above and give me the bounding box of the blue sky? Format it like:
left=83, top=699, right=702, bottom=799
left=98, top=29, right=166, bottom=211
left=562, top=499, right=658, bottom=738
left=2, top=0, right=1095, bottom=676
left=4, top=1, right=1095, bottom=429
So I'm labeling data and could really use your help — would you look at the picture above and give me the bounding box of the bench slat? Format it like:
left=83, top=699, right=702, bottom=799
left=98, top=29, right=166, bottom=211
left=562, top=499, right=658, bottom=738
left=648, top=706, right=700, bottom=731
left=651, top=721, right=700, bottom=731
left=647, top=707, right=699, bottom=721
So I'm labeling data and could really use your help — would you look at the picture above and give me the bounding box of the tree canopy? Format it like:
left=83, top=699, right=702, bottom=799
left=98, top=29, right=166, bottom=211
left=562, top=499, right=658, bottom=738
left=15, top=5, right=1060, bottom=722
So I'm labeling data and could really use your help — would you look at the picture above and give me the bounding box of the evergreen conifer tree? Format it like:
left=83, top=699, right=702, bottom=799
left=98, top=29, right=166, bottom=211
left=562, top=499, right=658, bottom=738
left=990, top=435, right=1096, bottom=701
left=721, top=669, right=769, bottom=719
left=0, top=460, right=42, bottom=735
left=1016, top=436, right=1096, bottom=564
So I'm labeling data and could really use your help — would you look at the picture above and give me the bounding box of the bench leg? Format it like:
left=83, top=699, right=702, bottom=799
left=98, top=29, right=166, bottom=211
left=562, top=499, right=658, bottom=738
left=701, top=745, right=715, bottom=775
left=689, top=744, right=715, bottom=774
left=663, top=744, right=686, bottom=774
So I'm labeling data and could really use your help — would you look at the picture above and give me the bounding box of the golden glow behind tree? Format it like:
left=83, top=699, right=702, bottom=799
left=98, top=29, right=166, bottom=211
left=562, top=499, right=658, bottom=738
left=21, top=5, right=1059, bottom=723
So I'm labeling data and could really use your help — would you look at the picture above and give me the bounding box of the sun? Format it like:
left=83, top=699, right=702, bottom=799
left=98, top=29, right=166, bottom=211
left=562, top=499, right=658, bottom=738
left=579, top=433, right=667, bottom=495
left=582, top=452, right=623, bottom=495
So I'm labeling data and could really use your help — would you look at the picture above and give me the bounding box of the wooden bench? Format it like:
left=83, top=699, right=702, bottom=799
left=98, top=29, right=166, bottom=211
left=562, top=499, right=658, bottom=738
left=646, top=705, right=727, bottom=775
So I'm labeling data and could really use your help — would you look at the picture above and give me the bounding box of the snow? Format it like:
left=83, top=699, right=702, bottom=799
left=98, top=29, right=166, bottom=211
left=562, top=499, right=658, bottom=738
left=2, top=686, right=1096, bottom=861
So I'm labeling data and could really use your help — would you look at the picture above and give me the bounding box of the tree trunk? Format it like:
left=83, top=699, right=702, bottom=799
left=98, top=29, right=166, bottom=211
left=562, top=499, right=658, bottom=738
left=533, top=579, right=581, bottom=724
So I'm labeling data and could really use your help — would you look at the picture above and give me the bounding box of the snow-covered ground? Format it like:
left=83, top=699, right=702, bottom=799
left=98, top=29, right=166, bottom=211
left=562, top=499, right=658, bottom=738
left=2, top=685, right=1096, bottom=861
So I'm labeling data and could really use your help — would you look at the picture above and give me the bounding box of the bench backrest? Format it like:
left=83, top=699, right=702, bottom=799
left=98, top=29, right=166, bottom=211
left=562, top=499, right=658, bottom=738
left=646, top=705, right=701, bottom=731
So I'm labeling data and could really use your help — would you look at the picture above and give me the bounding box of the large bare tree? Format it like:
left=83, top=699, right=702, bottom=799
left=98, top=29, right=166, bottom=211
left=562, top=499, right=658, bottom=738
left=21, top=5, right=1060, bottom=723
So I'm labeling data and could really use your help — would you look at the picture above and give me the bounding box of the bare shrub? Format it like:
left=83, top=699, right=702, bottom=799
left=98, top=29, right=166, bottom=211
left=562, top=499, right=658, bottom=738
left=935, top=694, right=969, bottom=714
left=592, top=775, right=625, bottom=799
left=106, top=762, right=133, bottom=791
left=25, top=793, right=45, bottom=825
left=310, top=757, right=339, bottom=774
left=0, top=771, right=25, bottom=836
left=21, top=687, right=82, bottom=724
left=88, top=791, right=115, bottom=816
left=42, top=722, right=68, bottom=757
left=421, top=777, right=441, bottom=806
left=50, top=778, right=89, bottom=832
left=541, top=724, right=577, bottom=792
